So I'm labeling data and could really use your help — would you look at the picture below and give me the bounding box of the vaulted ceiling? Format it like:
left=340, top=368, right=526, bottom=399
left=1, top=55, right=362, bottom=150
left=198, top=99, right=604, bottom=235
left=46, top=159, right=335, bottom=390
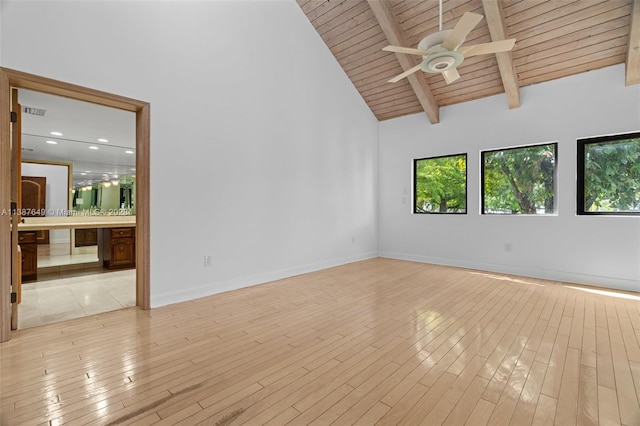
left=297, top=0, right=639, bottom=123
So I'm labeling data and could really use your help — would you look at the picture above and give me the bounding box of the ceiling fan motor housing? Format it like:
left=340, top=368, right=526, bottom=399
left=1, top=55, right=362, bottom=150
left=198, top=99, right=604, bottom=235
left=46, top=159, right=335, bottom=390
left=417, top=30, right=464, bottom=74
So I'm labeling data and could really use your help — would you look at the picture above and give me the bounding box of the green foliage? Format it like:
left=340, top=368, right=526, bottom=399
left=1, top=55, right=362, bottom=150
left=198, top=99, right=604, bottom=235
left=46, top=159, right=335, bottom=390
left=584, top=138, right=640, bottom=212
left=483, top=144, right=556, bottom=214
left=415, top=155, right=466, bottom=213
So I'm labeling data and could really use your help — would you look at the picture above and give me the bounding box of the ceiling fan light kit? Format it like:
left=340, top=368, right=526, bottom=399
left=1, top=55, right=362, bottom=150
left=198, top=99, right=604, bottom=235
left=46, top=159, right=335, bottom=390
left=421, top=51, right=464, bottom=73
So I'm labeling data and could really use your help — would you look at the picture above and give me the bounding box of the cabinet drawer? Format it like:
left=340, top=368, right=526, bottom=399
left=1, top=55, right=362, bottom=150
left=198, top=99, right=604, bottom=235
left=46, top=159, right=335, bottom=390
left=110, top=227, right=134, bottom=238
left=18, top=232, right=37, bottom=243
left=75, top=228, right=98, bottom=247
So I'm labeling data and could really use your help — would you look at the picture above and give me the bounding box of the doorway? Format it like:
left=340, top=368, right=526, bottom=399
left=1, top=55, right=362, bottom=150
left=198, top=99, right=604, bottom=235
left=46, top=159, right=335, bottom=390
left=0, top=68, right=150, bottom=342
left=19, top=89, right=137, bottom=328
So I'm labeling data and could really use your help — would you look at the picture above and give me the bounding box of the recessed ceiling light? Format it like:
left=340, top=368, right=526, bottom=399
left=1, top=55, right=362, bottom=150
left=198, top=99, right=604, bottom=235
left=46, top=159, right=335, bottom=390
left=46, top=140, right=58, bottom=145
left=85, top=170, right=91, bottom=173
left=50, top=131, right=63, bottom=136
left=80, top=173, right=87, bottom=176
left=130, top=168, right=136, bottom=172
left=89, top=146, right=99, bottom=150
left=125, top=150, right=134, bottom=154
left=98, top=138, right=109, bottom=143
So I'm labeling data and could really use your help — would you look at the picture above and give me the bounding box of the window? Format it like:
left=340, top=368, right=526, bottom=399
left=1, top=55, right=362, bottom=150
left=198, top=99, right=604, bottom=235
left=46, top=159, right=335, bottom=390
left=577, top=132, right=640, bottom=215
left=482, top=143, right=557, bottom=215
left=414, top=153, right=466, bottom=214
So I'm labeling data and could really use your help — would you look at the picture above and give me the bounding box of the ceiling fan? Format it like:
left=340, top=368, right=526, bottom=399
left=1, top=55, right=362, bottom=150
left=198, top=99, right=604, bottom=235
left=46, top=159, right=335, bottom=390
left=383, top=2, right=515, bottom=84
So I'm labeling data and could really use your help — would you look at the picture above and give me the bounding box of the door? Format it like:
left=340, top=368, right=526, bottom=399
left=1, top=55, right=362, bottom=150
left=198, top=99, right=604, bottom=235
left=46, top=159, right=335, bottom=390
left=10, top=88, right=22, bottom=330
left=21, top=176, right=49, bottom=244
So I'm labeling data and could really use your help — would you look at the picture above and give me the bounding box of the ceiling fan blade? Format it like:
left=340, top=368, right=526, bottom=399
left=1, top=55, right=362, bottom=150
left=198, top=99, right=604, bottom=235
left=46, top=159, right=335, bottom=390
left=442, top=68, right=461, bottom=84
left=442, top=12, right=483, bottom=51
left=383, top=46, right=429, bottom=56
left=459, top=39, right=516, bottom=57
left=388, top=64, right=422, bottom=83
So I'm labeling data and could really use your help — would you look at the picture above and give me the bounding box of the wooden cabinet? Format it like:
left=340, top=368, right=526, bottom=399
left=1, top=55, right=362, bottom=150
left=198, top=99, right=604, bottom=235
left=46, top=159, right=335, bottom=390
left=102, top=227, right=136, bottom=270
left=18, top=231, right=37, bottom=281
left=75, top=228, right=98, bottom=247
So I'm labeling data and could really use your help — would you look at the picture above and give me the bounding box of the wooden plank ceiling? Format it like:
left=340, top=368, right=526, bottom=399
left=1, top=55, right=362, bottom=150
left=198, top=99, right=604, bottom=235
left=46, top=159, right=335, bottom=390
left=297, top=0, right=637, bottom=123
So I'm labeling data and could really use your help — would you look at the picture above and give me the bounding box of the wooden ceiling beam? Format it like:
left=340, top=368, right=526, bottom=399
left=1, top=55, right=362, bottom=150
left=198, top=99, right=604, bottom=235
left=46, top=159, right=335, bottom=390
left=367, top=0, right=440, bottom=124
left=481, top=0, right=521, bottom=109
left=626, top=0, right=640, bottom=85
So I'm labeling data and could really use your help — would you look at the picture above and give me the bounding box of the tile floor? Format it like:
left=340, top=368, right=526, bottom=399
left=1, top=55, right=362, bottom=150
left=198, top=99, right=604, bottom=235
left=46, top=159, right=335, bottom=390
left=37, top=242, right=99, bottom=267
left=19, top=268, right=136, bottom=329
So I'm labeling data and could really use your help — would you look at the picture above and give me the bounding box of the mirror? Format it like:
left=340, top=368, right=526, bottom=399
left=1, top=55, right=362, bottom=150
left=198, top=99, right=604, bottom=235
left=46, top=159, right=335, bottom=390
left=72, top=175, right=136, bottom=215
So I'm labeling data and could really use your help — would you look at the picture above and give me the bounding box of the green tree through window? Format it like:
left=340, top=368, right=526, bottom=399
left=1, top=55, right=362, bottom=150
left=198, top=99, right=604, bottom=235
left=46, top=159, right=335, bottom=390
left=578, top=133, right=640, bottom=214
left=414, top=154, right=466, bottom=214
left=482, top=143, right=557, bottom=214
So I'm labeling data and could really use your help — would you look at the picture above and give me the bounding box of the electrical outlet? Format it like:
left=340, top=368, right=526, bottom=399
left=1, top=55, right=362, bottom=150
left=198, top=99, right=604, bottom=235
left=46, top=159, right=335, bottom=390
left=204, top=255, right=212, bottom=267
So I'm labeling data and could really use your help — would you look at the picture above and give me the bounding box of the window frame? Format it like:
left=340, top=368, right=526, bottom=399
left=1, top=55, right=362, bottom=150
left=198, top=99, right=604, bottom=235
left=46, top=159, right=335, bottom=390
left=481, top=142, right=558, bottom=215
left=577, top=132, right=640, bottom=216
left=413, top=152, right=468, bottom=215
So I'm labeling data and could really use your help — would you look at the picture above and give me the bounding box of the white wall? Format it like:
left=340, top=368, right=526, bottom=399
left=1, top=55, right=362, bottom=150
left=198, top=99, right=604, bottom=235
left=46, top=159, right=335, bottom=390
left=21, top=162, right=70, bottom=243
left=1, top=0, right=379, bottom=306
left=379, top=64, right=640, bottom=292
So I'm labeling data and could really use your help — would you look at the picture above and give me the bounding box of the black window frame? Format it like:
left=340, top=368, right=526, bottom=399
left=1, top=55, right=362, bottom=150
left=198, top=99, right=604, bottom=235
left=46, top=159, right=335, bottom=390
left=577, top=132, right=640, bottom=216
left=481, top=142, right=558, bottom=215
left=413, top=152, right=467, bottom=215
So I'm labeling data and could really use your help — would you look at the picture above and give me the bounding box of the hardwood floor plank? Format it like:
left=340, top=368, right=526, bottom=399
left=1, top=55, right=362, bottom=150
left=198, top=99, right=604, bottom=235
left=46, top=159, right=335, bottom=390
left=531, top=394, right=558, bottom=426
left=306, top=361, right=400, bottom=425
left=377, top=382, right=430, bottom=425
left=509, top=359, right=548, bottom=426
left=610, top=342, right=640, bottom=425
left=598, top=385, right=622, bottom=426
left=596, top=325, right=617, bottom=390
left=287, top=384, right=353, bottom=425
left=443, top=375, right=490, bottom=425
left=353, top=401, right=390, bottom=425
left=577, top=364, right=599, bottom=426
left=616, top=299, right=640, bottom=363
left=582, top=324, right=598, bottom=369
left=487, top=348, right=537, bottom=425
left=399, top=372, right=457, bottom=425
left=555, top=347, right=581, bottom=425
left=540, top=333, right=569, bottom=398
left=263, top=406, right=300, bottom=426
left=464, top=398, right=495, bottom=426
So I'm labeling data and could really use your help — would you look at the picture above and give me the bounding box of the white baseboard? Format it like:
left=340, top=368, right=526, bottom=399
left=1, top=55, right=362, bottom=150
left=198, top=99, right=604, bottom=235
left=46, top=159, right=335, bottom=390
left=378, top=251, right=640, bottom=293
left=151, top=252, right=378, bottom=308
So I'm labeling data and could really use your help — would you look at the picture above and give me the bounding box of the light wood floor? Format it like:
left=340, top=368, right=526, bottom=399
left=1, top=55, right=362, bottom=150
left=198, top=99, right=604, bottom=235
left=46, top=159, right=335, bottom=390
left=1, top=258, right=639, bottom=425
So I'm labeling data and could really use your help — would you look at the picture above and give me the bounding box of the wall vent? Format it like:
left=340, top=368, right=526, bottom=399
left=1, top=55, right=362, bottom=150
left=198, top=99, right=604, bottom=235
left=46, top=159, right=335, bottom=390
left=23, top=106, right=47, bottom=116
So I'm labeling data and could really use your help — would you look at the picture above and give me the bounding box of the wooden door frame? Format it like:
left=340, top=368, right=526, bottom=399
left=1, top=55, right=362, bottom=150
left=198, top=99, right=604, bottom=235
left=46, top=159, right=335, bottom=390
left=0, top=68, right=150, bottom=342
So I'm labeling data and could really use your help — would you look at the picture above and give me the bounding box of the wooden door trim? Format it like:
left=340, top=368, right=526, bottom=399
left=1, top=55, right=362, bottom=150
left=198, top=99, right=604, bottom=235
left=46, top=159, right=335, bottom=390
left=0, top=68, right=151, bottom=342
left=0, top=72, right=11, bottom=342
